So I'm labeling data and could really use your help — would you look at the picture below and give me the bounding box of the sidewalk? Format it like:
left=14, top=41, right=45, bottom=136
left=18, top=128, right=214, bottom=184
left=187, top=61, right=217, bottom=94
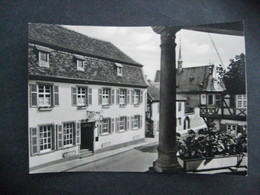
left=30, top=136, right=158, bottom=174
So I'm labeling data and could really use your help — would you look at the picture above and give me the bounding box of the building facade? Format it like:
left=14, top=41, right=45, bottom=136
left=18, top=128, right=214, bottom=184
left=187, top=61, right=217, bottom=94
left=146, top=81, right=187, bottom=136
left=28, top=24, right=148, bottom=170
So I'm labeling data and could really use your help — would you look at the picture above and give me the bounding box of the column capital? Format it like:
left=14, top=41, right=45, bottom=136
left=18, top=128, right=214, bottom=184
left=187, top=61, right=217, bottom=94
left=152, top=26, right=180, bottom=46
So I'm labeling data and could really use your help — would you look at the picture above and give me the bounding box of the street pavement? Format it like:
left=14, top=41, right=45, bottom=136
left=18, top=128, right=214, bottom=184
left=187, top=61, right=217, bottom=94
left=67, top=142, right=158, bottom=172
left=30, top=136, right=158, bottom=174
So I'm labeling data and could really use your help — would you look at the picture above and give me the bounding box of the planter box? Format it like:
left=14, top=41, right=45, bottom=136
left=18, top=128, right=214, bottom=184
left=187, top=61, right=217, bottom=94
left=177, top=154, right=247, bottom=172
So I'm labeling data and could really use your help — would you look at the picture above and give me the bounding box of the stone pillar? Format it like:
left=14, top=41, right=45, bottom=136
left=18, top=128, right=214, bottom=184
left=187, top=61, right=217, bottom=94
left=152, top=27, right=183, bottom=173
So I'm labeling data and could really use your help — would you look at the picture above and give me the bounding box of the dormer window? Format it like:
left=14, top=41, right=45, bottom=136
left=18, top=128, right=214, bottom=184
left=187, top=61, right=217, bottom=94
left=36, top=45, right=52, bottom=68
left=74, top=54, right=85, bottom=71
left=115, top=63, right=123, bottom=76
left=77, top=60, right=84, bottom=71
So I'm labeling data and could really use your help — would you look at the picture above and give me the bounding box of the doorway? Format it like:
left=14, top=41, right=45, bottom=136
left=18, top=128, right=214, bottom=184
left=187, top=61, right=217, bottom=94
left=80, top=122, right=94, bottom=151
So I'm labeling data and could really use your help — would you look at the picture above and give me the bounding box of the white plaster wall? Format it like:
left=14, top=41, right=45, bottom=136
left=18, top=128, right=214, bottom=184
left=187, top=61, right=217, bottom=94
left=29, top=80, right=146, bottom=168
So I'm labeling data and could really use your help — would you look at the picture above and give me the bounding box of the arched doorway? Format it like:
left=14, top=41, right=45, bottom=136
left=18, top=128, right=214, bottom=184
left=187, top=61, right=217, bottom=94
left=183, top=116, right=190, bottom=130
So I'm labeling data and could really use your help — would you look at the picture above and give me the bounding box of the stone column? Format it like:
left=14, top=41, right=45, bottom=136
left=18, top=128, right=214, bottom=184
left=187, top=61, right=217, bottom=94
left=152, top=27, right=183, bottom=173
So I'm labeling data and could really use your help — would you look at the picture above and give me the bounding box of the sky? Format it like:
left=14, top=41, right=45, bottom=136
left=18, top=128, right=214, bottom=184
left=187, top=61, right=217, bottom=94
left=64, top=25, right=245, bottom=81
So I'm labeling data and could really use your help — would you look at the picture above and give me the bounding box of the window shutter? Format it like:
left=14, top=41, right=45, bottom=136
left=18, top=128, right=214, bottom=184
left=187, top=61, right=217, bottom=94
left=71, top=87, right=77, bottom=106
left=116, top=89, right=120, bottom=104
left=116, top=118, right=119, bottom=132
left=30, top=127, right=38, bottom=156
left=53, top=85, right=59, bottom=106
left=76, top=122, right=81, bottom=145
left=127, top=117, right=130, bottom=130
left=52, top=126, right=56, bottom=150
left=84, top=87, right=88, bottom=106
left=139, top=115, right=143, bottom=128
left=127, top=90, right=130, bottom=104
left=98, top=89, right=102, bottom=105
left=111, top=89, right=115, bottom=105
left=111, top=118, right=114, bottom=133
left=98, top=123, right=102, bottom=135
left=57, top=125, right=63, bottom=149
left=131, top=90, right=134, bottom=104
left=140, top=90, right=143, bottom=104
left=88, top=88, right=92, bottom=105
left=30, top=84, right=37, bottom=107
left=131, top=116, right=134, bottom=129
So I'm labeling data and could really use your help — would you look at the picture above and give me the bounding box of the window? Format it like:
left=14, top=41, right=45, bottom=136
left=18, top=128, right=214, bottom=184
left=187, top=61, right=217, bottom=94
left=102, top=88, right=110, bottom=106
left=38, top=85, right=51, bottom=107
left=131, top=115, right=142, bottom=129
left=77, top=60, right=84, bottom=71
left=133, top=115, right=139, bottom=129
left=115, top=63, right=123, bottom=76
left=119, top=117, right=127, bottom=131
left=30, top=84, right=59, bottom=109
left=236, top=94, right=247, bottom=108
left=178, top=102, right=182, bottom=112
left=63, top=123, right=74, bottom=147
left=208, top=94, right=214, bottom=106
left=226, top=125, right=237, bottom=135
left=72, top=87, right=91, bottom=107
left=77, top=87, right=86, bottom=106
left=39, top=125, right=54, bottom=153
left=100, top=118, right=111, bottom=134
left=119, top=89, right=126, bottom=105
left=178, top=117, right=182, bottom=126
left=39, top=51, right=50, bottom=67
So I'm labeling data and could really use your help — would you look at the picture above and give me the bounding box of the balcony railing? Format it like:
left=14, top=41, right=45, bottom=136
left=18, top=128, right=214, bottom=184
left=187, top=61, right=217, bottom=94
left=200, top=106, right=247, bottom=121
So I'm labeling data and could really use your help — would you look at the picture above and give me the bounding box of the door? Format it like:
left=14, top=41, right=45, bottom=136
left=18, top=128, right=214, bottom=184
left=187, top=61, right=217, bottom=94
left=80, top=122, right=94, bottom=151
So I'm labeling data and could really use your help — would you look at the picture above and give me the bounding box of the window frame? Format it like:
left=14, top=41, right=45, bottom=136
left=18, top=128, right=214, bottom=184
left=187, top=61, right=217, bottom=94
left=134, top=89, right=140, bottom=105
left=102, top=88, right=111, bottom=106
left=119, top=89, right=127, bottom=106
left=77, top=87, right=87, bottom=107
left=38, top=51, right=50, bottom=68
left=38, top=84, right=52, bottom=108
left=236, top=94, right=247, bottom=108
left=133, top=115, right=140, bottom=129
left=62, top=122, right=75, bottom=147
left=77, top=59, right=85, bottom=71
left=100, top=118, right=111, bottom=135
left=119, top=116, right=127, bottom=132
left=38, top=124, right=55, bottom=154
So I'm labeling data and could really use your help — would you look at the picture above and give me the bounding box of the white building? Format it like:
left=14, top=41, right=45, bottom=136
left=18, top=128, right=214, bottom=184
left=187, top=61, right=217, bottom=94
left=28, top=24, right=148, bottom=171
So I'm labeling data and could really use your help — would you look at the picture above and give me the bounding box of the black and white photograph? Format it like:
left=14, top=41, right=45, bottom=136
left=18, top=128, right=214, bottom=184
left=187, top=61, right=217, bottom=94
left=28, top=21, right=247, bottom=175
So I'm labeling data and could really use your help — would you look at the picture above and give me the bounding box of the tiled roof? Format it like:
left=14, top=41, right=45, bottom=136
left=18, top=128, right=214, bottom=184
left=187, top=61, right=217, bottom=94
left=147, top=81, right=187, bottom=101
left=176, top=65, right=225, bottom=92
left=29, top=23, right=140, bottom=66
left=28, top=24, right=147, bottom=87
left=154, top=65, right=226, bottom=92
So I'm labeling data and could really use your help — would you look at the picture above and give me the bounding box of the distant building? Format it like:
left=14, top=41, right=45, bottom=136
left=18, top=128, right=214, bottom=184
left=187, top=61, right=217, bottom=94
left=28, top=23, right=148, bottom=170
left=146, top=81, right=187, bottom=137
left=153, top=41, right=226, bottom=132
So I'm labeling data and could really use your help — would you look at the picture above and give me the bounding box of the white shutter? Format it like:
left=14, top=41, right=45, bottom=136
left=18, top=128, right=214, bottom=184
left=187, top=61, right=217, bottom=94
left=88, top=88, right=92, bottom=105
left=30, top=127, right=38, bottom=155
left=140, top=90, right=143, bottom=104
left=57, top=124, right=63, bottom=149
left=71, top=87, right=77, bottom=106
left=53, top=85, right=59, bottom=106
left=98, top=89, right=102, bottom=105
left=127, top=90, right=130, bottom=104
left=111, top=118, right=114, bottom=133
left=76, top=122, right=81, bottom=145
left=139, top=115, right=143, bottom=128
left=30, top=84, right=37, bottom=107
left=111, top=89, right=115, bottom=105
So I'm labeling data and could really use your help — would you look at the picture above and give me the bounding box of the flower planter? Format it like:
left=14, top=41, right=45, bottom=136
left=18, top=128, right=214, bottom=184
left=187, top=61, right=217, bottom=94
left=177, top=154, right=247, bottom=172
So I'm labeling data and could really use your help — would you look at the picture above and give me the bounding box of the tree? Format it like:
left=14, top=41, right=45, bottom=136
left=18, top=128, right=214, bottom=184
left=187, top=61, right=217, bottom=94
left=217, top=53, right=246, bottom=95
